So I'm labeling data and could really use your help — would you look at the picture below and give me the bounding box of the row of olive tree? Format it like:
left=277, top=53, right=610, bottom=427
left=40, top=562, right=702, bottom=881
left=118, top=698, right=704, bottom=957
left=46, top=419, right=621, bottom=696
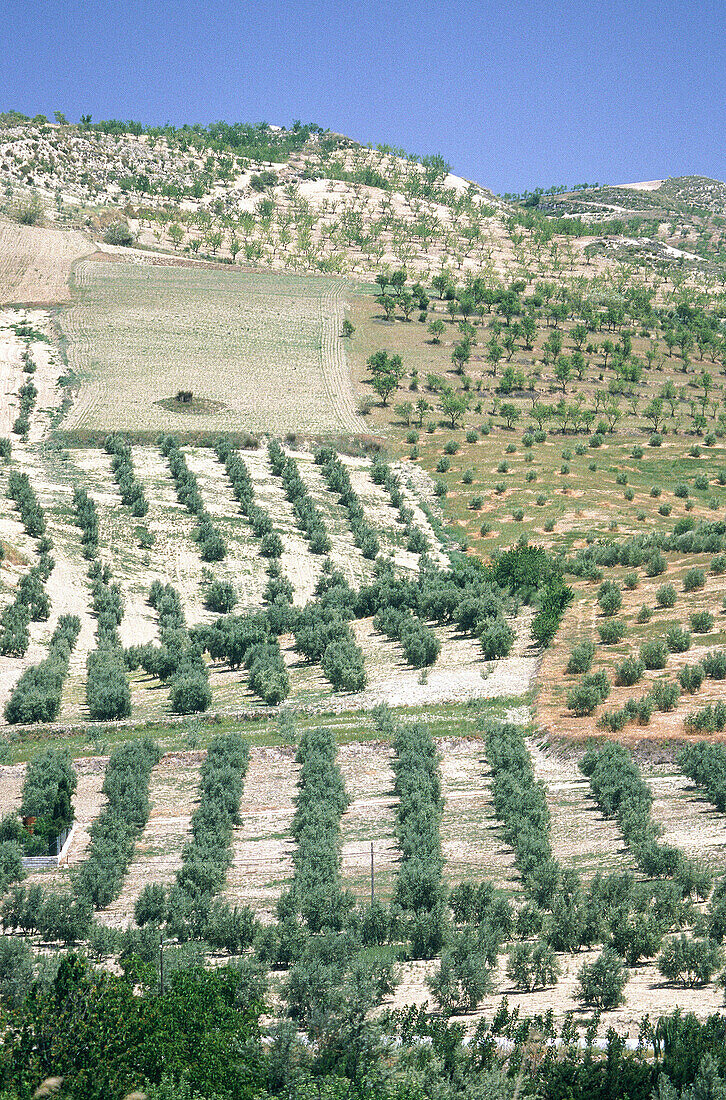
left=135, top=733, right=255, bottom=952
left=159, top=434, right=226, bottom=561
left=4, top=614, right=80, bottom=724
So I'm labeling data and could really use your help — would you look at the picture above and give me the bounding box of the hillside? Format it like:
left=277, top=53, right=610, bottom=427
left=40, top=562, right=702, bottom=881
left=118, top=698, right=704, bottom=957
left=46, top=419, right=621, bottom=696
left=3, top=111, right=726, bottom=1046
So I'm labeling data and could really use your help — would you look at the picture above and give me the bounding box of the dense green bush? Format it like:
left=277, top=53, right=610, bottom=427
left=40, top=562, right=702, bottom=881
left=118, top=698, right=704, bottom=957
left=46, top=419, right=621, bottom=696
left=86, top=649, right=131, bottom=720
left=679, top=663, right=705, bottom=694
left=656, top=584, right=677, bottom=608
left=615, top=657, right=644, bottom=687
left=703, top=649, right=726, bottom=679
left=566, top=641, right=595, bottom=675
left=203, top=579, right=237, bottom=613
left=598, top=619, right=626, bottom=645
left=597, top=580, right=622, bottom=616
left=666, top=624, right=691, bottom=653
left=690, top=610, right=714, bottom=634
left=640, top=638, right=669, bottom=669
left=683, top=567, right=706, bottom=591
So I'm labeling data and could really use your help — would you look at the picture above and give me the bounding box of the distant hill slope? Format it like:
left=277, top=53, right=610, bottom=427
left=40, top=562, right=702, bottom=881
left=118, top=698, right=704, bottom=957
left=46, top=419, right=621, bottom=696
left=0, top=113, right=724, bottom=280
left=541, top=176, right=726, bottom=267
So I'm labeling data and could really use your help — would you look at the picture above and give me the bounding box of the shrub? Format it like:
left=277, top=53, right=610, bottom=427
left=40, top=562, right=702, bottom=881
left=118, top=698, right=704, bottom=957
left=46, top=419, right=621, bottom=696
left=598, top=619, right=626, bottom=645
left=712, top=555, right=726, bottom=575
left=598, top=580, right=622, bottom=617
left=478, top=617, right=514, bottom=660
left=566, top=641, right=595, bottom=676
left=684, top=568, right=706, bottom=592
left=657, top=935, right=723, bottom=987
left=623, top=572, right=639, bottom=590
left=656, top=584, right=677, bottom=608
left=86, top=649, right=131, bottom=720
left=103, top=221, right=134, bottom=246
left=428, top=928, right=493, bottom=1012
left=506, top=940, right=559, bottom=992
left=204, top=580, right=237, bottom=614
left=637, top=605, right=652, bottom=623
left=436, top=455, right=450, bottom=473
left=674, top=483, right=689, bottom=499
left=640, top=639, right=669, bottom=670
left=576, top=947, right=627, bottom=1008
left=679, top=664, right=705, bottom=694
left=666, top=625, right=691, bottom=653
left=170, top=671, right=212, bottom=714
left=691, top=611, right=714, bottom=634
left=649, top=680, right=680, bottom=712
left=567, top=672, right=610, bottom=716
left=703, top=650, right=726, bottom=680
left=615, top=657, right=644, bottom=687
left=645, top=551, right=667, bottom=577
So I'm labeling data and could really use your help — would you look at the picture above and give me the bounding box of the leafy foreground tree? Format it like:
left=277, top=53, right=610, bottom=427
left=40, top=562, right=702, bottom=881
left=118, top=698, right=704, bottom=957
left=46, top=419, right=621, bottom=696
left=0, top=954, right=265, bottom=1100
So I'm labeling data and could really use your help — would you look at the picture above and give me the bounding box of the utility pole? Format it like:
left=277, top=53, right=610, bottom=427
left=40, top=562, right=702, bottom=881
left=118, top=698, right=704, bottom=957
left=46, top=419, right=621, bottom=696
left=159, top=933, right=165, bottom=995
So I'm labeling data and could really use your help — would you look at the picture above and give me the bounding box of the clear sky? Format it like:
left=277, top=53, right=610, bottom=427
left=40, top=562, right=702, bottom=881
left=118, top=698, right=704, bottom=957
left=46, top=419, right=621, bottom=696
left=3, top=0, right=724, bottom=194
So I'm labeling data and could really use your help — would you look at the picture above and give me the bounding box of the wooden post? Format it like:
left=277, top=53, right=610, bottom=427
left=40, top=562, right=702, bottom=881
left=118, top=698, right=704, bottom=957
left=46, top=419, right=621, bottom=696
left=159, top=934, right=165, bottom=995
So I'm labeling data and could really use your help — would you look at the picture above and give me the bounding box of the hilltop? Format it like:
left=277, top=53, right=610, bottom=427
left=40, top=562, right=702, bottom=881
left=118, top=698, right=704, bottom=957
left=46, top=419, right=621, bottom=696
left=2, top=113, right=725, bottom=284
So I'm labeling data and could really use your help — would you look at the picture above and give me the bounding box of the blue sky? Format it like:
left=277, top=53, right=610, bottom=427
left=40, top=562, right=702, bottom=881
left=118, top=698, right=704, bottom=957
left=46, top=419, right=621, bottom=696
left=3, top=0, right=724, bottom=193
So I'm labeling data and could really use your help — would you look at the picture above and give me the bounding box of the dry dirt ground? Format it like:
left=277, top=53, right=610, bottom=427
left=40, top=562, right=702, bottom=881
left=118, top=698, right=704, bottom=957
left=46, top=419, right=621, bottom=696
left=60, top=261, right=366, bottom=437
left=0, top=220, right=92, bottom=306
left=386, top=948, right=724, bottom=1042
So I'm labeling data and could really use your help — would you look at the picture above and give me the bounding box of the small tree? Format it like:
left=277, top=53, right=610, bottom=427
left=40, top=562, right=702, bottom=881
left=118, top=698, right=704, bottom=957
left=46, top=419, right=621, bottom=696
left=576, top=947, right=627, bottom=1008
left=428, top=929, right=493, bottom=1013
left=440, top=392, right=467, bottom=429
left=658, top=935, right=723, bottom=987
left=500, top=403, right=521, bottom=430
